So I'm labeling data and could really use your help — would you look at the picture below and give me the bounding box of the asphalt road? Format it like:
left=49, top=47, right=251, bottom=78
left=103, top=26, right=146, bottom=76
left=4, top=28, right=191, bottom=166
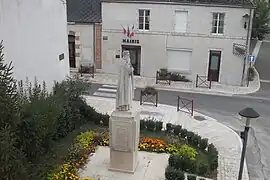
left=255, top=40, right=270, bottom=81
left=88, top=83, right=270, bottom=180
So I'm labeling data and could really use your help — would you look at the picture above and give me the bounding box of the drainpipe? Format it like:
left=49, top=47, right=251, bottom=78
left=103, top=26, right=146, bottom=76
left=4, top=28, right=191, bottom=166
left=241, top=8, right=253, bottom=86
left=93, top=23, right=96, bottom=70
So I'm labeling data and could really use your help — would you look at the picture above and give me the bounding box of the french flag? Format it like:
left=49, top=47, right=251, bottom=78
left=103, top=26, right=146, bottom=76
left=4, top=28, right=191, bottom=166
left=129, top=24, right=134, bottom=37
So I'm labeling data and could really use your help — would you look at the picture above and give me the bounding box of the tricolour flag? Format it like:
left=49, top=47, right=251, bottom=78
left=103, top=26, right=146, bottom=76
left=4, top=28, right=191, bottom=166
left=127, top=26, right=130, bottom=38
left=129, top=24, right=134, bottom=37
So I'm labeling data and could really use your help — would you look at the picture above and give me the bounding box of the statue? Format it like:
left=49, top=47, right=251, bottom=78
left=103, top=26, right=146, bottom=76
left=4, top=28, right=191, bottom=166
left=116, top=50, right=135, bottom=111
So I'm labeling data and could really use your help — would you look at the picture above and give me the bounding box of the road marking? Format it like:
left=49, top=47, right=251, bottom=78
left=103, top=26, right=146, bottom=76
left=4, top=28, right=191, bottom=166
left=98, top=88, right=117, bottom=93
left=102, top=84, right=117, bottom=88
left=260, top=79, right=270, bottom=83
left=93, top=92, right=116, bottom=98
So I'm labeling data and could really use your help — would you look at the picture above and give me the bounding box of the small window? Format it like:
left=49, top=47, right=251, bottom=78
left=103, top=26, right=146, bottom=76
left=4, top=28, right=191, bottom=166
left=211, top=13, right=225, bottom=34
left=138, top=9, right=150, bottom=30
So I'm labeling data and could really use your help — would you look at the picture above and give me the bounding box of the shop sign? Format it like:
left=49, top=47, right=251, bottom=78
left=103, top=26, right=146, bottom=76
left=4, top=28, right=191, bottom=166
left=122, top=39, right=139, bottom=44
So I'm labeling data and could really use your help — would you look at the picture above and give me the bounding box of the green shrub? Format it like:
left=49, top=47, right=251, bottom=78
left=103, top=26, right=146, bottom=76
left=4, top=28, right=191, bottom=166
left=170, top=72, right=191, bottom=82
left=0, top=126, right=29, bottom=180
left=168, top=154, right=196, bottom=174
left=191, top=134, right=201, bottom=147
left=145, top=119, right=156, bottom=131
left=187, top=175, right=196, bottom=180
left=159, top=68, right=169, bottom=77
left=165, top=166, right=185, bottom=180
left=140, top=120, right=146, bottom=130
left=187, top=131, right=195, bottom=143
left=180, top=128, right=188, bottom=138
left=173, top=125, right=182, bottom=136
left=156, top=121, right=163, bottom=131
left=199, top=138, right=208, bottom=151
left=101, top=114, right=110, bottom=126
left=197, top=162, right=209, bottom=176
left=166, top=123, right=173, bottom=133
left=177, top=145, right=198, bottom=161
left=208, top=143, right=218, bottom=171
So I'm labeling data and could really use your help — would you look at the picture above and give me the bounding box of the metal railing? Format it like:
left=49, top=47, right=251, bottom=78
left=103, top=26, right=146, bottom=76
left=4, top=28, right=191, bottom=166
left=155, top=71, right=171, bottom=85
left=79, top=65, right=95, bottom=78
left=195, top=74, right=211, bottom=89
left=177, top=96, right=194, bottom=116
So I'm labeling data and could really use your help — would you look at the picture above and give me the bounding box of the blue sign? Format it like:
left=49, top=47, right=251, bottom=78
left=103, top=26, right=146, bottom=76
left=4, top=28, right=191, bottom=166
left=248, top=55, right=256, bottom=62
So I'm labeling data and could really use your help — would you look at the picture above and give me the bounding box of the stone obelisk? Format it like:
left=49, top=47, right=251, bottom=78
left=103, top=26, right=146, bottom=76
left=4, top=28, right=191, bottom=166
left=108, top=50, right=140, bottom=173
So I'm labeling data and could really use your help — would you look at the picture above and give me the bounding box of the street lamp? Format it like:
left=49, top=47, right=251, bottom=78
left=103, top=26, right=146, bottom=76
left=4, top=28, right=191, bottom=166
left=238, top=107, right=260, bottom=180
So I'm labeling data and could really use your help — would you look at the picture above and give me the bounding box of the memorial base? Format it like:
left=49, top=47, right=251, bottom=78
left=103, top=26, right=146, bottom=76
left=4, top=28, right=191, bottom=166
left=109, top=109, right=140, bottom=173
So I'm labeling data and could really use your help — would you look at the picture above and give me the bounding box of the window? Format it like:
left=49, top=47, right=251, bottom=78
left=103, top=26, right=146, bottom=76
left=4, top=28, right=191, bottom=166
left=212, top=13, right=225, bottom=34
left=139, top=9, right=150, bottom=30
left=167, top=49, right=192, bottom=72
left=174, top=11, right=188, bottom=33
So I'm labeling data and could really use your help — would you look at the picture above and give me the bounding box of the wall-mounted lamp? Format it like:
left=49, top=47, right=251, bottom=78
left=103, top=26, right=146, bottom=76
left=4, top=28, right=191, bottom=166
left=243, top=14, right=250, bottom=29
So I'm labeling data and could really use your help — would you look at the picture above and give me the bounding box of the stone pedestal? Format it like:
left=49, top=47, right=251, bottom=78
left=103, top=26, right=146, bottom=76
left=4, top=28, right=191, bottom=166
left=109, top=109, right=140, bottom=173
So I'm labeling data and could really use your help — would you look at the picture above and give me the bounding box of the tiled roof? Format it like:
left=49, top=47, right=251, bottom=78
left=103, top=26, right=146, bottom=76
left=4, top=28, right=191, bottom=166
left=101, top=0, right=254, bottom=7
left=67, top=0, right=101, bottom=23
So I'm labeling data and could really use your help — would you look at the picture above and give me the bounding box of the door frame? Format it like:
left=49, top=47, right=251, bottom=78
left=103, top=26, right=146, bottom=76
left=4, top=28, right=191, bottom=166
left=121, top=44, right=141, bottom=76
left=207, top=50, right=222, bottom=82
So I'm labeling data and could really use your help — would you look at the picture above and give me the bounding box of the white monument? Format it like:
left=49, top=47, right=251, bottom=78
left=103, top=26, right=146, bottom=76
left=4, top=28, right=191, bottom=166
left=109, top=50, right=140, bottom=173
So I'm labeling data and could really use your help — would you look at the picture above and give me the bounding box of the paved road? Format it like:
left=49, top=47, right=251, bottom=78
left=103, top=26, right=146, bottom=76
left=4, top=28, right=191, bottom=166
left=255, top=40, right=270, bottom=81
left=88, top=83, right=270, bottom=180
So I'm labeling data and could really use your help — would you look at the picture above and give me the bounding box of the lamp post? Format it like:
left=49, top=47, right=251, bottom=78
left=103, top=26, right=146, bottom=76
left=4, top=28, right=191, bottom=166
left=238, top=107, right=260, bottom=180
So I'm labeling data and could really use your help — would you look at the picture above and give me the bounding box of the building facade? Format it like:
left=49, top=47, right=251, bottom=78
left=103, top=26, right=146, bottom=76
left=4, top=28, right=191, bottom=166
left=67, top=0, right=102, bottom=70
left=0, top=0, right=70, bottom=90
left=101, top=0, right=254, bottom=86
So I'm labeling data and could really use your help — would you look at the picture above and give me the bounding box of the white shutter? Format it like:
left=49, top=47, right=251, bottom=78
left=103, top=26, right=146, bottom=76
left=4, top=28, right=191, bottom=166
left=167, top=50, right=191, bottom=72
left=174, top=11, right=188, bottom=33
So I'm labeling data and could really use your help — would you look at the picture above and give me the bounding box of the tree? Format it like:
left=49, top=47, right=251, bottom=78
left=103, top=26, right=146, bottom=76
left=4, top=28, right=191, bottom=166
left=0, top=41, right=29, bottom=179
left=252, top=0, right=270, bottom=40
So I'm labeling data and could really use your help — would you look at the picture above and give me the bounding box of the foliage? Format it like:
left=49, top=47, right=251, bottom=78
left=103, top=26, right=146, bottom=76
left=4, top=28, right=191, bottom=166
left=166, top=123, right=173, bottom=133
left=165, top=166, right=185, bottom=180
left=187, top=175, right=197, bottom=180
left=143, top=86, right=158, bottom=95
left=252, top=0, right=270, bottom=40
left=207, top=143, right=219, bottom=171
left=0, top=126, right=29, bottom=179
left=159, top=68, right=170, bottom=77
left=170, top=72, right=191, bottom=82
left=174, top=125, right=182, bottom=136
left=197, top=162, right=209, bottom=176
left=0, top=41, right=29, bottom=179
left=169, top=154, right=196, bottom=173
left=139, top=137, right=167, bottom=153
left=141, top=118, right=163, bottom=132
left=176, top=145, right=198, bottom=161
left=180, top=128, right=188, bottom=139
left=48, top=131, right=97, bottom=180
left=199, top=138, right=209, bottom=151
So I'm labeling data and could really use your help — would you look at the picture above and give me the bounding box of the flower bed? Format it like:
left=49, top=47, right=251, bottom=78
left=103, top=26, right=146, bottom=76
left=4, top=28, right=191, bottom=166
left=47, top=118, right=218, bottom=180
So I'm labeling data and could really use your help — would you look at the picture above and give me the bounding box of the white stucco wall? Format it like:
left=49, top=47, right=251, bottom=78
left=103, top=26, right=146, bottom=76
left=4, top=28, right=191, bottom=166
left=102, top=2, right=252, bottom=85
left=67, top=24, right=95, bottom=66
left=0, top=0, right=70, bottom=90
